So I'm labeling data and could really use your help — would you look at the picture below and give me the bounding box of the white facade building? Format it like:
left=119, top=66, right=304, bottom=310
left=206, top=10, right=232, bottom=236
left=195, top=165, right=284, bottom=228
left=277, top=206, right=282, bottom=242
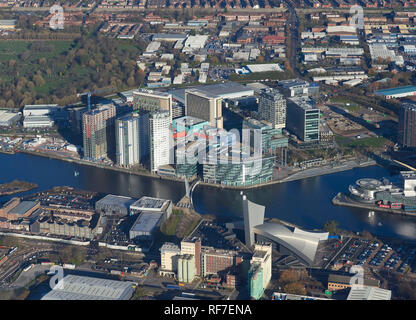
left=149, top=110, right=171, bottom=172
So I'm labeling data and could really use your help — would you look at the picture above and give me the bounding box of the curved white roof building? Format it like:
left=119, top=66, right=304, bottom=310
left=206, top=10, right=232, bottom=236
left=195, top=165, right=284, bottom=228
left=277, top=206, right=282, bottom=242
left=253, top=223, right=328, bottom=266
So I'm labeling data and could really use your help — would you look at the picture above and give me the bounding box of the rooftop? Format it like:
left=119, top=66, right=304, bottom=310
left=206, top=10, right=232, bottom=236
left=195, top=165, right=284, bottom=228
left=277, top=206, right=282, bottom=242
left=8, top=201, right=38, bottom=216
left=96, top=194, right=136, bottom=209
left=374, top=85, right=416, bottom=96
left=130, top=211, right=163, bottom=233
left=41, top=275, right=135, bottom=300
left=347, top=285, right=391, bottom=300
left=130, top=196, right=170, bottom=212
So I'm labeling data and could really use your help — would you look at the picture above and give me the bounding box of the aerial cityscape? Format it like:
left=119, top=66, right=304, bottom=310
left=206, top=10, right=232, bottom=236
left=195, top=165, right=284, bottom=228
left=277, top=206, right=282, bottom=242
left=0, top=0, right=415, bottom=306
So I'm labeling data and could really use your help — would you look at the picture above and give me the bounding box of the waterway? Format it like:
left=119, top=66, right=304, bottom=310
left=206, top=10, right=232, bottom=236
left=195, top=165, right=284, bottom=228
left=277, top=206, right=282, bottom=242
left=1, top=153, right=416, bottom=240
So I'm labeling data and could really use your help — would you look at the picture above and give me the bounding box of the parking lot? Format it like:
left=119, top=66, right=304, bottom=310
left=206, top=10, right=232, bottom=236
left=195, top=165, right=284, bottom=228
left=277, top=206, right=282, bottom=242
left=332, top=237, right=416, bottom=275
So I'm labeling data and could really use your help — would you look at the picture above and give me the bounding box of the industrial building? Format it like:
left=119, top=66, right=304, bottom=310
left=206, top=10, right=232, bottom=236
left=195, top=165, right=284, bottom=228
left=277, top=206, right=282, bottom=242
left=0, top=198, right=40, bottom=221
left=245, top=63, right=283, bottom=73
left=82, top=104, right=116, bottom=160
left=95, top=194, right=137, bottom=217
left=177, top=254, right=196, bottom=283
left=23, top=104, right=59, bottom=117
left=152, top=33, right=187, bottom=42
left=129, top=211, right=163, bottom=240
left=35, top=216, right=98, bottom=239
left=23, top=116, right=54, bottom=128
left=185, top=89, right=223, bottom=129
left=257, top=89, right=286, bottom=130
left=0, top=110, right=20, bottom=126
left=149, top=110, right=172, bottom=172
left=115, top=112, right=149, bottom=167
left=286, top=97, right=320, bottom=142
left=398, top=103, right=416, bottom=148
left=41, top=275, right=135, bottom=300
left=129, top=196, right=172, bottom=216
left=129, top=196, right=172, bottom=241
left=374, top=85, right=416, bottom=99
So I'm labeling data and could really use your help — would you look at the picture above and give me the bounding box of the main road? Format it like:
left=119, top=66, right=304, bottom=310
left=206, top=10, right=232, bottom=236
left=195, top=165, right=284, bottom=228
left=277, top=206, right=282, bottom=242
left=284, top=0, right=301, bottom=77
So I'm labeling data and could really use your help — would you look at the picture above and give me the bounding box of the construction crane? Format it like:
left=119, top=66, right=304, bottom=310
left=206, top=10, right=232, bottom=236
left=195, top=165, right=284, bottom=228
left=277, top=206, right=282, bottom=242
left=77, top=87, right=114, bottom=111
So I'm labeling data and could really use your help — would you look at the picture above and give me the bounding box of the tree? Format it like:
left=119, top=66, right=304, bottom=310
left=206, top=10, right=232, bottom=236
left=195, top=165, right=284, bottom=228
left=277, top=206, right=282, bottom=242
left=283, top=282, right=307, bottom=295
left=323, top=220, right=339, bottom=235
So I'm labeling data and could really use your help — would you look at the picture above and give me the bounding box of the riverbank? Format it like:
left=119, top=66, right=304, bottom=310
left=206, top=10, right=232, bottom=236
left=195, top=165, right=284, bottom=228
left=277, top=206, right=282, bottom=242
left=18, top=149, right=188, bottom=184
left=16, top=149, right=377, bottom=190
left=332, top=192, right=416, bottom=217
left=0, top=180, right=37, bottom=196
left=198, top=159, right=377, bottom=190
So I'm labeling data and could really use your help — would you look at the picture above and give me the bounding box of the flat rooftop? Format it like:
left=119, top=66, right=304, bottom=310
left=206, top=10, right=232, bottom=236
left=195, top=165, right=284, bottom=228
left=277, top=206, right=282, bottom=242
left=130, top=196, right=170, bottom=211
left=374, top=85, right=416, bottom=96
left=288, top=97, right=318, bottom=111
left=169, top=82, right=254, bottom=102
left=131, top=211, right=163, bottom=233
left=96, top=194, right=136, bottom=208
left=41, top=275, right=135, bottom=300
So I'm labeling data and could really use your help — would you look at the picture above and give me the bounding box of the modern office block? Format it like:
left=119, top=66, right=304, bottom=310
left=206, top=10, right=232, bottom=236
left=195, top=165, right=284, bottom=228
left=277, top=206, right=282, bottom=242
left=185, top=89, right=223, bottom=129
left=286, top=97, right=320, bottom=142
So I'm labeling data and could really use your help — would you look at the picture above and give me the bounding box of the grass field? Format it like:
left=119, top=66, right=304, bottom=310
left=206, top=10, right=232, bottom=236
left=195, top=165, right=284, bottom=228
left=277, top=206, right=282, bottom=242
left=335, top=134, right=388, bottom=150
left=0, top=40, right=73, bottom=62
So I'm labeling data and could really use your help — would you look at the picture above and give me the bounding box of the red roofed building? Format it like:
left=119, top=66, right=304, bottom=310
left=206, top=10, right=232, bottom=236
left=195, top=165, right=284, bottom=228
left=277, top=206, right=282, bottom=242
left=262, top=35, right=285, bottom=45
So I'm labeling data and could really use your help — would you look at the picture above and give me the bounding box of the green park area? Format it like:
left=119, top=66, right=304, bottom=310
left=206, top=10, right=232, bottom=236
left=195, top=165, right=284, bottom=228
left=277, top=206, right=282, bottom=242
left=0, top=35, right=146, bottom=108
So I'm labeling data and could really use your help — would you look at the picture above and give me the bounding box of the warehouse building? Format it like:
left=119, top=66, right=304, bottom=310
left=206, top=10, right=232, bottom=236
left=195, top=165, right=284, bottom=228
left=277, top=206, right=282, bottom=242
left=0, top=110, right=20, bottom=126
left=41, top=275, right=135, bottom=300
left=129, top=196, right=172, bottom=217
left=129, top=211, right=163, bottom=240
left=375, top=86, right=416, bottom=99
left=95, top=194, right=137, bottom=217
left=23, top=116, right=54, bottom=128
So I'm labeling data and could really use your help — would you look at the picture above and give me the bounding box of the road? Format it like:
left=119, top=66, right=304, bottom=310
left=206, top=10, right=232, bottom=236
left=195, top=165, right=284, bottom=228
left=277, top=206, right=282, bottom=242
left=284, top=0, right=300, bottom=77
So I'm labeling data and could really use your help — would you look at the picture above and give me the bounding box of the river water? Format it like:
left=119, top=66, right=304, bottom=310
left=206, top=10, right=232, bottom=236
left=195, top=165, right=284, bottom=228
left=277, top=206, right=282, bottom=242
left=1, top=153, right=416, bottom=240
